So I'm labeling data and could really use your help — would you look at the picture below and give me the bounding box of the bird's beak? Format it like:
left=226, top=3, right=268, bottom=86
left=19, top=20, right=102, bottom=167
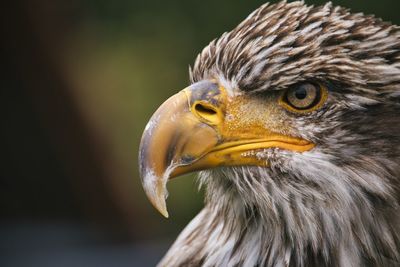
left=139, top=80, right=314, bottom=217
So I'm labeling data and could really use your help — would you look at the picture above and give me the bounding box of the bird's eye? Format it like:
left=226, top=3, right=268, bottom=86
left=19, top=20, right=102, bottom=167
left=279, top=83, right=328, bottom=113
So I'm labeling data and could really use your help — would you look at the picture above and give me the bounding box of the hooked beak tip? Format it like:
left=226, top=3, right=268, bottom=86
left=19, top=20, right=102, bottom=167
left=141, top=170, right=170, bottom=218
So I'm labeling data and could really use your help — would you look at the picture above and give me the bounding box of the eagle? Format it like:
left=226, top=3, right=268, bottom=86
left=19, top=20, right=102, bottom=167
left=139, top=1, right=400, bottom=266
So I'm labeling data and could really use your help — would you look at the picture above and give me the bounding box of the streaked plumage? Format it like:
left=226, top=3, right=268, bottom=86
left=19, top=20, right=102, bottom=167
left=146, top=1, right=400, bottom=266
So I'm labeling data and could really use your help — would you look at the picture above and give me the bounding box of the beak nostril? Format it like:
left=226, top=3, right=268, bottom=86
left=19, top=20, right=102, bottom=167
left=192, top=102, right=221, bottom=125
left=194, top=103, right=217, bottom=115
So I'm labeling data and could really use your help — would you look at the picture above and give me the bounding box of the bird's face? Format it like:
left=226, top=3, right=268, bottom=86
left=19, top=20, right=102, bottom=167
left=139, top=1, right=400, bottom=219
left=139, top=77, right=385, bottom=218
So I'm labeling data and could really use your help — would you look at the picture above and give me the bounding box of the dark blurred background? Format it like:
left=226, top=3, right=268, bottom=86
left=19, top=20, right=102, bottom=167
left=1, top=0, right=399, bottom=266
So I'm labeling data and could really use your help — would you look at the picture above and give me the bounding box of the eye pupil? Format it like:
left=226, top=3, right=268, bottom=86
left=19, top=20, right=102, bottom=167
left=295, top=87, right=307, bottom=100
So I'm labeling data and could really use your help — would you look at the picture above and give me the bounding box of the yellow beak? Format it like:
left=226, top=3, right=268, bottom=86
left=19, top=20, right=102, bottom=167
left=139, top=81, right=314, bottom=217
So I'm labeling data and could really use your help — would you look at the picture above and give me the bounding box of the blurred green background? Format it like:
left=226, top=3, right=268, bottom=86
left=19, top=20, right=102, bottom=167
left=1, top=0, right=399, bottom=266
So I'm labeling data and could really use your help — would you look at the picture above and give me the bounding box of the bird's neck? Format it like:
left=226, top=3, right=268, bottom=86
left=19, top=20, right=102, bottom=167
left=159, top=172, right=400, bottom=267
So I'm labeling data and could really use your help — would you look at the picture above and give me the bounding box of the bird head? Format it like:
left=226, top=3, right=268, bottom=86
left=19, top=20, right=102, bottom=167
left=139, top=1, right=400, bottom=246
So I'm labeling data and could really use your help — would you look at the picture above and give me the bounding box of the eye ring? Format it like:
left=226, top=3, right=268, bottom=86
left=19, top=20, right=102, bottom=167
left=279, top=83, right=328, bottom=113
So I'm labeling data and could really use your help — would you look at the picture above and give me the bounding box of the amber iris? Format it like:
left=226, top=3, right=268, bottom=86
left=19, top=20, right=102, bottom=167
left=279, top=83, right=328, bottom=113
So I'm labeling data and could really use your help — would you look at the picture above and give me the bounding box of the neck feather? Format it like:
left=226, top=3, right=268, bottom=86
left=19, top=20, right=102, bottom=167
left=159, top=163, right=400, bottom=267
